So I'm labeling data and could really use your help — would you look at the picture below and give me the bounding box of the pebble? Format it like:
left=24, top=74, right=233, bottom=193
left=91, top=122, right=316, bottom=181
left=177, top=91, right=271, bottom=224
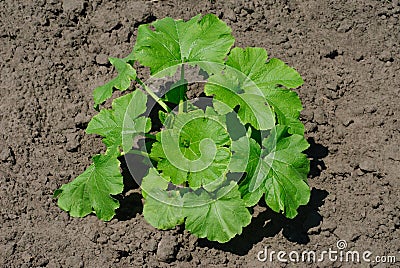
left=65, top=133, right=81, bottom=152
left=156, top=235, right=178, bottom=263
left=313, top=108, right=327, bottom=124
left=95, top=54, right=110, bottom=65
left=224, top=8, right=237, bottom=22
left=359, top=159, right=376, bottom=172
left=379, top=51, right=392, bottom=62
left=62, top=0, right=85, bottom=14
left=0, top=147, right=12, bottom=161
left=393, top=217, right=400, bottom=228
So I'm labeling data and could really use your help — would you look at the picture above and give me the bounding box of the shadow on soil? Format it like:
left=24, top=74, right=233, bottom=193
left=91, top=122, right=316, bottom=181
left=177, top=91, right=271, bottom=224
left=114, top=153, right=147, bottom=221
left=197, top=188, right=329, bottom=255
left=305, top=137, right=328, bottom=178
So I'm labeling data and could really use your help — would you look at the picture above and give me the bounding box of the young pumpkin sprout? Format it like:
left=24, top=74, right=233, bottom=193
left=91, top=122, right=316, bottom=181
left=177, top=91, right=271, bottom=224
left=54, top=14, right=310, bottom=243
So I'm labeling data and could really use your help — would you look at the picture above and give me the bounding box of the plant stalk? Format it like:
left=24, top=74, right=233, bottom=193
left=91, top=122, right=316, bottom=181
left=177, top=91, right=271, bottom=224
left=135, top=77, right=170, bottom=112
left=178, top=64, right=187, bottom=114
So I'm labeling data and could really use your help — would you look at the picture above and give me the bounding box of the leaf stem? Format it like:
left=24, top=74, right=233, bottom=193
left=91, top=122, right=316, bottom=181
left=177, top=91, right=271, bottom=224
left=178, top=64, right=187, bottom=114
left=135, top=77, right=170, bottom=113
left=126, top=149, right=150, bottom=158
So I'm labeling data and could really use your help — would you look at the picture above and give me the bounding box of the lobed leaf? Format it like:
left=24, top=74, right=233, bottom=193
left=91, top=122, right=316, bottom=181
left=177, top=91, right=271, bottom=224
left=134, top=14, right=234, bottom=75
left=87, top=90, right=151, bottom=153
left=232, top=126, right=310, bottom=218
left=93, top=57, right=137, bottom=106
left=183, top=182, right=252, bottom=243
left=205, top=47, right=304, bottom=135
left=54, top=148, right=123, bottom=221
left=142, top=169, right=184, bottom=229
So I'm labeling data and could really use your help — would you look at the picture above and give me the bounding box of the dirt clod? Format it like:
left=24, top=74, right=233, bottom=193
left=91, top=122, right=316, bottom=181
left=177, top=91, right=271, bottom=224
left=156, top=235, right=179, bottom=263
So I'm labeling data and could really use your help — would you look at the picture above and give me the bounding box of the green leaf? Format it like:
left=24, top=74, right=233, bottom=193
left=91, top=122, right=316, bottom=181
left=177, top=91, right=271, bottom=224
left=140, top=168, right=170, bottom=198
left=205, top=79, right=275, bottom=130
left=260, top=86, right=304, bottom=135
left=262, top=126, right=310, bottom=218
left=205, top=47, right=304, bottom=134
left=151, top=110, right=231, bottom=191
left=54, top=148, right=123, bottom=221
left=183, top=182, right=252, bottom=243
left=87, top=90, right=151, bottom=153
left=134, top=14, right=234, bottom=75
left=230, top=126, right=310, bottom=217
left=257, top=58, right=304, bottom=89
left=141, top=169, right=184, bottom=229
left=230, top=135, right=265, bottom=207
left=93, top=57, right=137, bottom=106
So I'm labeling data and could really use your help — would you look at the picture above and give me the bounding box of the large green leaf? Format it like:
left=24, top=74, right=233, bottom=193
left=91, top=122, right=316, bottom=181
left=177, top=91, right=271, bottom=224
left=93, top=57, right=137, bottom=106
left=205, top=47, right=304, bottom=134
left=141, top=168, right=184, bottom=229
left=86, top=90, right=151, bottom=153
left=134, top=14, right=234, bottom=75
left=183, top=182, right=252, bottom=243
left=54, top=148, right=123, bottom=221
left=150, top=109, right=231, bottom=191
left=231, top=126, right=310, bottom=218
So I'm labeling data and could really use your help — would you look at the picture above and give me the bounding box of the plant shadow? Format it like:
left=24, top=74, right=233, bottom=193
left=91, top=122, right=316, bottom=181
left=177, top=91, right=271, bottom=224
left=198, top=188, right=329, bottom=255
left=114, top=153, right=149, bottom=221
left=305, top=137, right=328, bottom=178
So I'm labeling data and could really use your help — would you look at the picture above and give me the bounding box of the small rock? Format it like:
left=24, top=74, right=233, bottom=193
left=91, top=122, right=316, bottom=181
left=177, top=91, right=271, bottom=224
left=308, top=225, right=321, bottom=235
left=354, top=51, right=364, bottom=61
left=156, top=235, right=179, bottom=263
left=341, top=118, right=354, bottom=127
left=370, top=195, right=381, bottom=209
left=365, top=105, right=377, bottom=114
left=62, top=0, right=85, bottom=14
left=0, top=147, right=15, bottom=164
left=224, top=8, right=237, bottom=21
left=97, top=235, right=108, bottom=244
left=379, top=51, right=393, bottom=62
left=337, top=19, right=352, bottom=33
left=393, top=217, right=400, bottom=228
left=110, top=233, right=120, bottom=242
left=321, top=220, right=337, bottom=232
left=359, top=159, right=376, bottom=172
left=326, top=82, right=338, bottom=91
left=142, top=238, right=157, bottom=252
left=313, top=108, right=327, bottom=124
left=74, top=113, right=89, bottom=129
left=64, top=256, right=83, bottom=268
left=95, top=54, right=110, bottom=65
left=355, top=168, right=364, bottom=176
left=46, top=259, right=62, bottom=268
left=0, top=147, right=12, bottom=161
left=65, top=132, right=81, bottom=152
left=301, top=109, right=314, bottom=121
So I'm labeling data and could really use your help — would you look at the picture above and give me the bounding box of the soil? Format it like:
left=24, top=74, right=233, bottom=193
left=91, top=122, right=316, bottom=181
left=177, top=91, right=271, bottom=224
left=1, top=0, right=399, bottom=267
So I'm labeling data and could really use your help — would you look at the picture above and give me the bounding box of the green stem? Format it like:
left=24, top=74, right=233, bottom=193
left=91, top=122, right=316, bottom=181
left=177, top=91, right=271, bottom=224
left=126, top=149, right=150, bottom=158
left=135, top=77, right=170, bottom=113
left=178, top=64, right=187, bottom=114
